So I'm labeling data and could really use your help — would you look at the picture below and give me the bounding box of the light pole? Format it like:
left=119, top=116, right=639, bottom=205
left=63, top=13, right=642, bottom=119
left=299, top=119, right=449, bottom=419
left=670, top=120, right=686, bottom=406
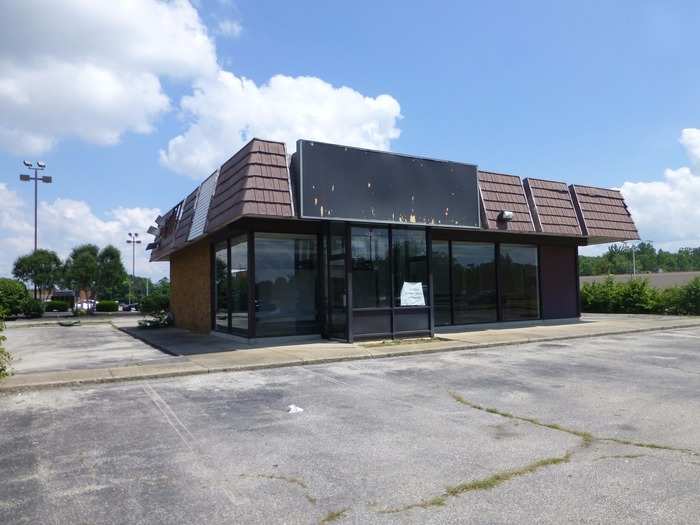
left=622, top=241, right=637, bottom=276
left=19, top=161, right=52, bottom=252
left=126, top=232, right=142, bottom=305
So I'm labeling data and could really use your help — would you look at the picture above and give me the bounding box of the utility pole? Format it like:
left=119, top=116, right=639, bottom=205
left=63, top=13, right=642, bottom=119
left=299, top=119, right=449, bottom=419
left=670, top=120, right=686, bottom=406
left=20, top=161, right=52, bottom=298
left=126, top=233, right=142, bottom=305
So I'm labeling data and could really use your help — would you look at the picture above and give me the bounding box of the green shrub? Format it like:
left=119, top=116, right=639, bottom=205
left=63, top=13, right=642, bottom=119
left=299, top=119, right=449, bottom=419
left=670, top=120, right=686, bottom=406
left=95, top=300, right=119, bottom=312
left=0, top=278, right=29, bottom=316
left=582, top=276, right=700, bottom=315
left=140, top=294, right=169, bottom=315
left=655, top=286, right=683, bottom=315
left=21, top=298, right=44, bottom=318
left=616, top=278, right=657, bottom=314
left=581, top=278, right=621, bottom=313
left=0, top=312, right=11, bottom=378
left=677, top=277, right=700, bottom=315
left=45, top=299, right=69, bottom=312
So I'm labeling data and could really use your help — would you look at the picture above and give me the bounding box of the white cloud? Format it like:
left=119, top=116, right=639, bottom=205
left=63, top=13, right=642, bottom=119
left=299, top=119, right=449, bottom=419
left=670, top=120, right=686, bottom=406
left=1, top=0, right=403, bottom=178
left=160, top=72, right=402, bottom=178
left=581, top=128, right=700, bottom=257
left=0, top=184, right=167, bottom=281
left=621, top=166, right=700, bottom=246
left=679, top=128, right=700, bottom=164
left=0, top=0, right=217, bottom=154
left=216, top=19, right=242, bottom=38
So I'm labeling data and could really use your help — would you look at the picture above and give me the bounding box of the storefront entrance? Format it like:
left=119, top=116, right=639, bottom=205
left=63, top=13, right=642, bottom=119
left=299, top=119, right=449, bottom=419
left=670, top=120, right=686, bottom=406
left=212, top=221, right=547, bottom=341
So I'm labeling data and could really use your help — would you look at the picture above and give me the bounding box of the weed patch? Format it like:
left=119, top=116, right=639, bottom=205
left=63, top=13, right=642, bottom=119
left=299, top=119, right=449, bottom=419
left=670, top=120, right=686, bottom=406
left=320, top=508, right=348, bottom=523
left=377, top=452, right=572, bottom=514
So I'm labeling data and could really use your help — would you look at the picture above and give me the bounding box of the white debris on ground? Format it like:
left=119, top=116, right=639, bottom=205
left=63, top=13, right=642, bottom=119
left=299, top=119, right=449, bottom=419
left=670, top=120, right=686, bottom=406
left=287, top=404, right=304, bottom=414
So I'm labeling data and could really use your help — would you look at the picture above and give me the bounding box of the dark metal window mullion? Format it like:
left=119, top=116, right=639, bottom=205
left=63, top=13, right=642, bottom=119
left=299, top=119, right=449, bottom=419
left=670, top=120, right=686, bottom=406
left=247, top=229, right=256, bottom=338
left=449, top=240, right=455, bottom=326
left=389, top=225, right=395, bottom=338
left=426, top=228, right=434, bottom=337
left=537, top=244, right=544, bottom=320
left=345, top=222, right=353, bottom=343
left=226, top=237, right=232, bottom=332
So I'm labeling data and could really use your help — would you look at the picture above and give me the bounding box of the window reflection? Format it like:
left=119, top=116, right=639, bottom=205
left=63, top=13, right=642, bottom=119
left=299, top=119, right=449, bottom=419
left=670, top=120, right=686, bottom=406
left=393, top=229, right=427, bottom=307
left=229, top=236, right=248, bottom=332
left=351, top=227, right=390, bottom=308
left=431, top=241, right=451, bottom=325
left=499, top=244, right=539, bottom=320
left=214, top=242, right=228, bottom=331
left=255, top=233, right=318, bottom=336
left=452, top=242, right=497, bottom=324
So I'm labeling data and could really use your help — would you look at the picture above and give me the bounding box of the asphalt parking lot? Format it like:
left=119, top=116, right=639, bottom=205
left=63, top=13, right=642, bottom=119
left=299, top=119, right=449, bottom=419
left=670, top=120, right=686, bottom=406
left=1, top=327, right=699, bottom=524
left=3, top=323, right=177, bottom=374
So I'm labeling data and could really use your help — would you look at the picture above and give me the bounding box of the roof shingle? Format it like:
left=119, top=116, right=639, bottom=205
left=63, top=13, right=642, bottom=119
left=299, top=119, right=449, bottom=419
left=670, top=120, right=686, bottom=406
left=478, top=171, right=535, bottom=232
left=524, top=178, right=583, bottom=236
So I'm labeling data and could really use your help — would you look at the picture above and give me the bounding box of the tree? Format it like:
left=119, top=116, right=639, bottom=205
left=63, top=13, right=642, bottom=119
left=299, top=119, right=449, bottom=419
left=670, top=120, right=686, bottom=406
left=151, top=277, right=170, bottom=297
left=63, top=244, right=99, bottom=300
left=96, top=245, right=127, bottom=299
left=0, top=278, right=30, bottom=316
left=12, top=249, right=63, bottom=298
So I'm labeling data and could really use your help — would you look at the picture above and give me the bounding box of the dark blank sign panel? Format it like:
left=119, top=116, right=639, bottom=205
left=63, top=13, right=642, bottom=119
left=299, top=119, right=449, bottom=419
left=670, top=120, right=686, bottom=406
left=298, top=140, right=480, bottom=228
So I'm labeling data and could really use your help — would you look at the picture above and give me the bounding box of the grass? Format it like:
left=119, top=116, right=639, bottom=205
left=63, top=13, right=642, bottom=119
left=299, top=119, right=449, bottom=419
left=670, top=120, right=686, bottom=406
left=448, top=391, right=594, bottom=447
left=594, top=454, right=645, bottom=461
left=320, top=508, right=348, bottom=523
left=445, top=453, right=572, bottom=496
left=378, top=452, right=572, bottom=514
left=361, top=337, right=449, bottom=348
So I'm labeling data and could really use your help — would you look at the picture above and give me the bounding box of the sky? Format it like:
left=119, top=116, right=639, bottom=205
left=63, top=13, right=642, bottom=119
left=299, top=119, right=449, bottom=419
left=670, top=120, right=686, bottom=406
left=2, top=0, right=700, bottom=280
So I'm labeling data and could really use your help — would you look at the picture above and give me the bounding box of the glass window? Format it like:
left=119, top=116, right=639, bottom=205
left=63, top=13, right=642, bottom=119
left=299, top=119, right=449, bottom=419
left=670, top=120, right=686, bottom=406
left=255, top=233, right=318, bottom=336
left=452, top=242, right=497, bottom=324
left=328, top=226, right=347, bottom=338
left=431, top=241, right=451, bottom=325
left=393, top=229, right=428, bottom=307
left=351, top=227, right=390, bottom=308
left=214, top=242, right=229, bottom=331
left=229, top=236, right=248, bottom=332
left=499, top=244, right=539, bottom=321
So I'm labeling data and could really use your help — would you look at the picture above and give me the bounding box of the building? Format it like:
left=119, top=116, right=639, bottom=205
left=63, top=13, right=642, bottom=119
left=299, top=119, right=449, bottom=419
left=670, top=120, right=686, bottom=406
left=148, top=138, right=639, bottom=341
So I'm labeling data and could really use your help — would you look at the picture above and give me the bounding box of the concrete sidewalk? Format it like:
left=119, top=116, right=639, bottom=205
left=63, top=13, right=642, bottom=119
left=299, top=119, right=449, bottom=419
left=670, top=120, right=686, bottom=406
left=2, top=314, right=699, bottom=392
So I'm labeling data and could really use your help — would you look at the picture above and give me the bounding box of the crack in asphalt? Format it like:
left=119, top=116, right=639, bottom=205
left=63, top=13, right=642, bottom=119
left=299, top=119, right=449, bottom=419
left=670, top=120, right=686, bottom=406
left=375, top=449, right=577, bottom=514
left=448, top=390, right=699, bottom=456
left=239, top=473, right=317, bottom=504
left=375, top=389, right=700, bottom=516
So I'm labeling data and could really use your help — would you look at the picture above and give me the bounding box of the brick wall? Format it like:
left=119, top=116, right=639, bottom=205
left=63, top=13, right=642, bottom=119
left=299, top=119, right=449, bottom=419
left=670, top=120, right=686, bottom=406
left=170, top=239, right=211, bottom=333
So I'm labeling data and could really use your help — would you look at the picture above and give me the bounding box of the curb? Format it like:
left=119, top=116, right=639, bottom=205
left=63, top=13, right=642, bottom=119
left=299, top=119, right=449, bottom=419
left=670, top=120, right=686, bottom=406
left=2, top=321, right=700, bottom=394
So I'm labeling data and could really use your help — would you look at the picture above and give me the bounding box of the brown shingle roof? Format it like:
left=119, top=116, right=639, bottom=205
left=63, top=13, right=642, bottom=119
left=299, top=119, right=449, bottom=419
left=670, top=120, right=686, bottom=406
left=523, top=178, right=583, bottom=236
left=206, top=139, right=294, bottom=234
left=478, top=171, right=535, bottom=232
left=570, top=185, right=639, bottom=242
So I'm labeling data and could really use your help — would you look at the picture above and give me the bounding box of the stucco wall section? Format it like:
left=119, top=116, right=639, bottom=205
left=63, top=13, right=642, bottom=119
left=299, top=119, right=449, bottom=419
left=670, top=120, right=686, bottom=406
left=170, top=239, right=211, bottom=333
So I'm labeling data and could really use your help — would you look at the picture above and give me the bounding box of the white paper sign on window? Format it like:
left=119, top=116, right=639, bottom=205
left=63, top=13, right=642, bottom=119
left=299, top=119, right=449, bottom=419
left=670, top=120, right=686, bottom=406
left=400, top=282, right=425, bottom=306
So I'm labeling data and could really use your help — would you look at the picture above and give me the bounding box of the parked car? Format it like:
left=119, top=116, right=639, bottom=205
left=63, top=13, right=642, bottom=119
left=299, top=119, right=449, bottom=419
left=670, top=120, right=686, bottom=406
left=121, top=303, right=139, bottom=312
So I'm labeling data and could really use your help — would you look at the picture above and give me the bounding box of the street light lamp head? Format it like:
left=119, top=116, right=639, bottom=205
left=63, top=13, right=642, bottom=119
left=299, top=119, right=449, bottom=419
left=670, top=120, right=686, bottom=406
left=41, top=176, right=52, bottom=183
left=37, top=161, right=46, bottom=169
left=23, top=160, right=33, bottom=168
left=20, top=174, right=30, bottom=181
